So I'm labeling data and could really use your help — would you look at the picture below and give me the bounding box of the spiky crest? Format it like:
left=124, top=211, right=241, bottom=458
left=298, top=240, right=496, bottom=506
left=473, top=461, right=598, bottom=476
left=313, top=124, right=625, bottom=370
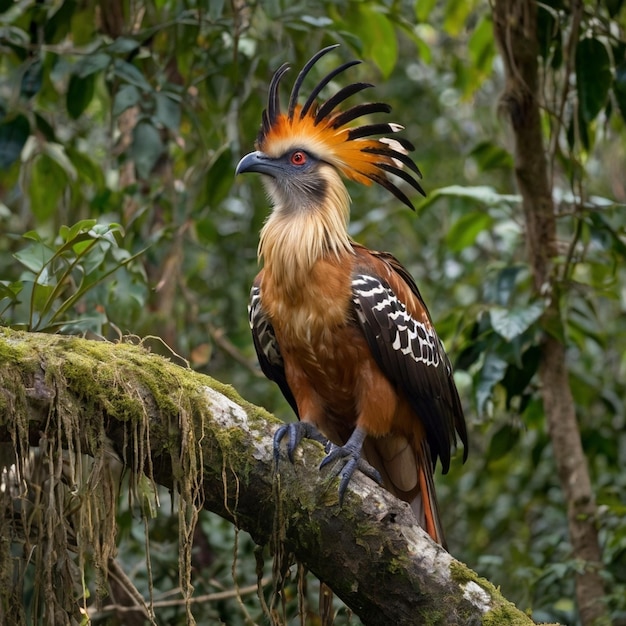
left=255, top=45, right=425, bottom=209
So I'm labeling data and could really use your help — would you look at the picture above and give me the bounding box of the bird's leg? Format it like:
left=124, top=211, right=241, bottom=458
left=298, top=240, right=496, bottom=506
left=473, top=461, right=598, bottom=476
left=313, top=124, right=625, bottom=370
left=319, top=427, right=383, bottom=504
left=273, top=421, right=328, bottom=465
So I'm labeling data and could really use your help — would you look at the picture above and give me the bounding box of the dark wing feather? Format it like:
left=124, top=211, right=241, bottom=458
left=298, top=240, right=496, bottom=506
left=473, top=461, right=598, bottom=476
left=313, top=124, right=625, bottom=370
left=351, top=255, right=467, bottom=472
left=249, top=281, right=299, bottom=417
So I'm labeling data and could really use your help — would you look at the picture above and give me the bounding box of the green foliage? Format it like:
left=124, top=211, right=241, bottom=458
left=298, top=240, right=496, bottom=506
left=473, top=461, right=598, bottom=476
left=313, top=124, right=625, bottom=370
left=3, top=221, right=147, bottom=333
left=0, top=0, right=625, bottom=624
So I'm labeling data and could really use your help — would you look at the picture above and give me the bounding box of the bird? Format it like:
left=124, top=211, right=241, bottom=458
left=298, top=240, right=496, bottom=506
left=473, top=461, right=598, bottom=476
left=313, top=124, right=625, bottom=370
left=236, top=44, right=467, bottom=546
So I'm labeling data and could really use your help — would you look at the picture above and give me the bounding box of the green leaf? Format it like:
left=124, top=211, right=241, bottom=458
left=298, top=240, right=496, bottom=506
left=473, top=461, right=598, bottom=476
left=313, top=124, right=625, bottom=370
left=67, top=72, right=95, bottom=119
left=70, top=5, right=97, bottom=46
left=588, top=211, right=626, bottom=259
left=42, top=143, right=77, bottom=180
left=204, top=147, right=233, bottom=208
left=60, top=219, right=97, bottom=242
left=501, top=346, right=541, bottom=409
left=468, top=141, right=513, bottom=172
left=0, top=114, right=30, bottom=170
left=535, top=4, right=563, bottom=70
left=604, top=0, right=625, bottom=18
left=490, top=302, right=545, bottom=341
left=13, top=240, right=54, bottom=273
left=113, top=58, right=153, bottom=92
left=106, top=37, right=140, bottom=55
left=29, top=154, right=67, bottom=221
left=74, top=52, right=111, bottom=79
left=576, top=38, right=611, bottom=123
left=34, top=112, right=56, bottom=141
left=154, top=92, right=181, bottom=131
left=476, top=353, right=508, bottom=415
left=43, top=0, right=76, bottom=44
left=354, top=5, right=398, bottom=78
left=487, top=424, right=520, bottom=461
left=444, top=0, right=474, bottom=36
left=415, top=0, right=437, bottom=22
left=20, top=58, right=43, bottom=99
left=488, top=266, right=527, bottom=307
left=131, top=121, right=163, bottom=179
left=418, top=185, right=520, bottom=212
left=113, top=84, right=141, bottom=116
left=613, top=62, right=626, bottom=123
left=207, top=0, right=226, bottom=21
left=65, top=147, right=104, bottom=188
left=0, top=281, right=23, bottom=299
left=446, top=211, right=494, bottom=252
left=468, top=15, right=494, bottom=75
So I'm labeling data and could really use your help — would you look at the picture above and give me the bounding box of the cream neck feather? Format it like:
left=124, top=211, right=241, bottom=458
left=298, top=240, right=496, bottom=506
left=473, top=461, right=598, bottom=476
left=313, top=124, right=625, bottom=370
left=258, top=166, right=353, bottom=291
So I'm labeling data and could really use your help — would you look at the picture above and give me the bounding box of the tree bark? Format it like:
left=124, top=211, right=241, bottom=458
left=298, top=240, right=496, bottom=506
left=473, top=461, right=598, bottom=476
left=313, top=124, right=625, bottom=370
left=0, top=328, right=553, bottom=626
left=492, top=2, right=608, bottom=625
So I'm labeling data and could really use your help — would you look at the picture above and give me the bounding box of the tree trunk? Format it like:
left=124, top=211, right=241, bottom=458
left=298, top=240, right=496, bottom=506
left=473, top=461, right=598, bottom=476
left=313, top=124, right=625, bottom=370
left=492, top=2, right=608, bottom=625
left=0, top=328, right=555, bottom=626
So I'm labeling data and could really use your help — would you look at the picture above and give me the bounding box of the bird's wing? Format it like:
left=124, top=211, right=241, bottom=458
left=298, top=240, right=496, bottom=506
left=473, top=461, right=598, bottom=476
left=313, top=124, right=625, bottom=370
left=351, top=251, right=467, bottom=472
left=249, top=279, right=299, bottom=416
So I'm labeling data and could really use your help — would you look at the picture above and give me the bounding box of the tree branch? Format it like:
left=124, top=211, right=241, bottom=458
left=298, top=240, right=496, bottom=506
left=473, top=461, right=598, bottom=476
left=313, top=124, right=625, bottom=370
left=0, top=328, right=551, bottom=625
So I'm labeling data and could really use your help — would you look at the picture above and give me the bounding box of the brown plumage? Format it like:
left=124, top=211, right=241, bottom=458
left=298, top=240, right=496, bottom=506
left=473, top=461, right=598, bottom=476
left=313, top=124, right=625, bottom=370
left=237, top=45, right=467, bottom=546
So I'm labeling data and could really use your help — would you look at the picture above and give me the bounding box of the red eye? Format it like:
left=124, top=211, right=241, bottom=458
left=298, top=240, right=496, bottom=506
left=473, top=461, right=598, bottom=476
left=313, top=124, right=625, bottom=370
left=290, top=151, right=307, bottom=166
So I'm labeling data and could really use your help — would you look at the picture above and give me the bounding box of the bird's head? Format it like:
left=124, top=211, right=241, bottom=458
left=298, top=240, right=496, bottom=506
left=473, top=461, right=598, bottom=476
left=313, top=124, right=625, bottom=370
left=236, top=44, right=425, bottom=214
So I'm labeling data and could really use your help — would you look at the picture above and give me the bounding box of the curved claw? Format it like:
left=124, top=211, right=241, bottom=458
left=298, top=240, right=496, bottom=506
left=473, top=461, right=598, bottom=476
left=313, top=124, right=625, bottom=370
left=319, top=428, right=383, bottom=505
left=273, top=422, right=328, bottom=466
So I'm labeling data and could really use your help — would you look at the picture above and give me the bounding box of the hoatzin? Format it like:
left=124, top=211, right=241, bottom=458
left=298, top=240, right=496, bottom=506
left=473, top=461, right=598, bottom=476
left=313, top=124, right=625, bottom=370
left=236, top=45, right=467, bottom=546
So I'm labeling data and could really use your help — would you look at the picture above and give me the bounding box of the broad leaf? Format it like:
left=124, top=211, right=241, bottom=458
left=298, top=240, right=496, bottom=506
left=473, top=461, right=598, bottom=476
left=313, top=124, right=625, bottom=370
left=415, top=0, right=437, bottom=22
left=468, top=141, right=513, bottom=172
left=490, top=302, right=545, bottom=341
left=131, top=121, right=163, bottom=179
left=613, top=62, right=626, bottom=124
left=0, top=114, right=30, bottom=169
left=113, top=84, right=141, bottom=116
left=475, top=352, right=508, bottom=415
left=354, top=5, right=397, bottom=78
left=67, top=73, right=96, bottom=119
left=576, top=37, right=611, bottom=123
left=446, top=210, right=494, bottom=252
left=29, top=154, right=67, bottom=221
left=487, top=423, right=520, bottom=461
left=155, top=92, right=181, bottom=131
left=113, top=59, right=153, bottom=92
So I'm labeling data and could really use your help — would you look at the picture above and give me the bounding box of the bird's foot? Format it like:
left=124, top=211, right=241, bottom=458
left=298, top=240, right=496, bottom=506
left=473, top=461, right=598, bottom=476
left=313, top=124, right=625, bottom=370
left=319, top=427, right=383, bottom=505
left=273, top=421, right=328, bottom=466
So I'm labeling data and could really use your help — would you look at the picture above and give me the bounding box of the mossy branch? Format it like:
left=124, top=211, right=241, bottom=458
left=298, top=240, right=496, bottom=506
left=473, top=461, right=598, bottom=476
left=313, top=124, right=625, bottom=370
left=0, top=328, right=551, bottom=626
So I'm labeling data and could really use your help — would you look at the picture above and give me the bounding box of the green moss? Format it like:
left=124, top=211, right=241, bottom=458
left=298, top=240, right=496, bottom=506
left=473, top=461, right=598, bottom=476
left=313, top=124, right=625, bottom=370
left=450, top=560, right=539, bottom=625
left=0, top=328, right=44, bottom=375
left=61, top=350, right=145, bottom=421
left=450, top=560, right=482, bottom=585
left=450, top=560, right=502, bottom=597
left=483, top=602, right=534, bottom=626
left=387, top=553, right=412, bottom=575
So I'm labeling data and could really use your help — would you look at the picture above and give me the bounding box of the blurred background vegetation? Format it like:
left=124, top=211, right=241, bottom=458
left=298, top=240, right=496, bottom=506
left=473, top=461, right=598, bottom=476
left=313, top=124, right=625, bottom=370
left=0, top=0, right=625, bottom=624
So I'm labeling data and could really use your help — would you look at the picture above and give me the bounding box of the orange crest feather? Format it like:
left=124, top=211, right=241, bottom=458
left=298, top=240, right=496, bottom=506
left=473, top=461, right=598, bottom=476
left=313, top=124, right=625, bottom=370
left=256, top=45, right=425, bottom=209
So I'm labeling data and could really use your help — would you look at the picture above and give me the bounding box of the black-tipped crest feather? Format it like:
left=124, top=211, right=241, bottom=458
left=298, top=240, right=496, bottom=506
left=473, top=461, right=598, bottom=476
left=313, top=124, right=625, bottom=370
left=267, top=63, right=290, bottom=125
left=257, top=45, right=426, bottom=208
left=315, top=82, right=373, bottom=125
left=364, top=171, right=417, bottom=209
left=332, top=103, right=392, bottom=129
left=301, top=59, right=362, bottom=119
left=288, top=44, right=340, bottom=119
left=346, top=121, right=398, bottom=139
left=377, top=162, right=425, bottom=197
left=362, top=145, right=423, bottom=177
